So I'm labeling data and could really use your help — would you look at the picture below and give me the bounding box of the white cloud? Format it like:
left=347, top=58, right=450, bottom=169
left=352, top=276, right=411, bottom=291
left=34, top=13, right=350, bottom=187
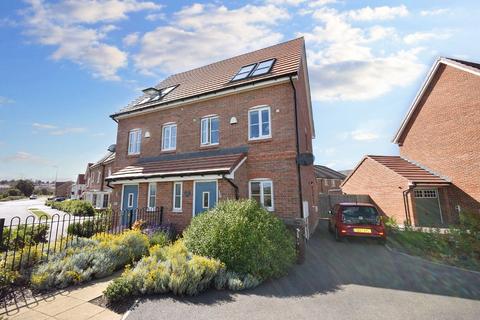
left=145, top=13, right=166, bottom=21
left=33, top=122, right=57, bottom=129
left=404, top=31, right=452, bottom=45
left=266, top=0, right=306, bottom=5
left=420, top=8, right=448, bottom=16
left=301, top=6, right=425, bottom=101
left=347, top=5, right=409, bottom=21
left=123, top=32, right=139, bottom=46
left=350, top=129, right=379, bottom=141
left=32, top=122, right=86, bottom=135
left=134, top=3, right=290, bottom=75
left=22, top=0, right=160, bottom=80
left=2, top=152, right=51, bottom=165
left=0, top=96, right=14, bottom=106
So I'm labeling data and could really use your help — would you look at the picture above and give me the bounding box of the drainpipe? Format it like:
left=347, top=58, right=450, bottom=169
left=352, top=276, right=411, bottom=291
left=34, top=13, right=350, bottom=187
left=222, top=174, right=239, bottom=200
left=402, top=183, right=416, bottom=226
left=289, top=76, right=304, bottom=219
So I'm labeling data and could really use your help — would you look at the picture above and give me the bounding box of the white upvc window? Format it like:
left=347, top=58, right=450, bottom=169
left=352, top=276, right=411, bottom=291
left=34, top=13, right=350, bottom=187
left=128, top=129, right=142, bottom=155
left=248, top=106, right=271, bottom=140
left=249, top=179, right=274, bottom=211
left=200, top=116, right=219, bottom=145
left=173, top=182, right=182, bottom=211
left=148, top=183, right=157, bottom=209
left=162, top=123, right=177, bottom=151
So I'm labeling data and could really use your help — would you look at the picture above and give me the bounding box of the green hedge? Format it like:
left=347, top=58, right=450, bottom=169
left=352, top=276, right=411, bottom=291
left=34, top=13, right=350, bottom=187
left=1, top=224, right=49, bottom=251
left=183, top=199, right=296, bottom=280
left=47, top=200, right=95, bottom=216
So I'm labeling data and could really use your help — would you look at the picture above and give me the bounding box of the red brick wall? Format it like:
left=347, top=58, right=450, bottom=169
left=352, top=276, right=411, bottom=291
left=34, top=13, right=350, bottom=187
left=341, top=157, right=411, bottom=224
left=112, top=82, right=305, bottom=222
left=398, top=64, right=480, bottom=217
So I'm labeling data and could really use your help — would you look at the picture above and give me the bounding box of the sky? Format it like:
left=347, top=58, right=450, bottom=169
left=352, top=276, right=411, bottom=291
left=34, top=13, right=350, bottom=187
left=0, top=0, right=478, bottom=181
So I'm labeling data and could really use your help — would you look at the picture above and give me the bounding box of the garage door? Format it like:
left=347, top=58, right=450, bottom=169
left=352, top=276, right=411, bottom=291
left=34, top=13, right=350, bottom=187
left=414, top=189, right=443, bottom=227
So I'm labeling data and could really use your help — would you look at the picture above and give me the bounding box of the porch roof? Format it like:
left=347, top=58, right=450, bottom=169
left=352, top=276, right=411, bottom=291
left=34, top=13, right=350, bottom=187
left=107, top=150, right=247, bottom=182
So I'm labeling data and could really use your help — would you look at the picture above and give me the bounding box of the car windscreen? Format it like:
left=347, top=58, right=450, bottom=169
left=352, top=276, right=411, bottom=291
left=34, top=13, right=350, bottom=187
left=341, top=206, right=379, bottom=225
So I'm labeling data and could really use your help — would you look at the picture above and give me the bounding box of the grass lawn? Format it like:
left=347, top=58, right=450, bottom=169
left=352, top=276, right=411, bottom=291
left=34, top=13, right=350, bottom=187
left=387, top=228, right=480, bottom=272
left=0, top=196, right=26, bottom=202
left=29, top=208, right=51, bottom=220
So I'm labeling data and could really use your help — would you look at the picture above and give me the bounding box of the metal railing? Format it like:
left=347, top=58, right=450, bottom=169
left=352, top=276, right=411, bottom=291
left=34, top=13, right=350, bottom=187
left=0, top=206, right=164, bottom=272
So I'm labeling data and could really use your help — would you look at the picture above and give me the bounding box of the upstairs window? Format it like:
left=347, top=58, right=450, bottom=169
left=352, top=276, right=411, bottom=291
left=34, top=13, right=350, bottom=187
left=201, top=116, right=219, bottom=145
left=128, top=129, right=142, bottom=155
left=162, top=123, right=177, bottom=151
left=249, top=106, right=271, bottom=140
left=231, top=59, right=275, bottom=82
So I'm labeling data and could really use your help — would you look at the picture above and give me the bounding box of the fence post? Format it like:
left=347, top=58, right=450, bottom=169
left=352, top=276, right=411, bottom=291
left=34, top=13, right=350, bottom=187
left=160, top=206, right=164, bottom=225
left=0, top=218, right=4, bottom=248
left=128, top=209, right=134, bottom=229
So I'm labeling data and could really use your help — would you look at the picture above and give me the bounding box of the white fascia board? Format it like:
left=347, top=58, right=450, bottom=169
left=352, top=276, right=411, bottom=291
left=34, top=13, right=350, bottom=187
left=110, top=174, right=224, bottom=185
left=114, top=76, right=295, bottom=121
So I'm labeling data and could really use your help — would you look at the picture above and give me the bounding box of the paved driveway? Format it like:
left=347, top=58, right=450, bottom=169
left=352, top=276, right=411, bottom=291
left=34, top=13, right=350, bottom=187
left=127, top=221, right=480, bottom=320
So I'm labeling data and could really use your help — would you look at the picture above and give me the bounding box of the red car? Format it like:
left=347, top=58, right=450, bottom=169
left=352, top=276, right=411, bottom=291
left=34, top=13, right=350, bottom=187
left=328, top=203, right=386, bottom=244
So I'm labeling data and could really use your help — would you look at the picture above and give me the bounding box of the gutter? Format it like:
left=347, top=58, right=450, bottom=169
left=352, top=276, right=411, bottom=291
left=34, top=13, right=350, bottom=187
left=289, top=75, right=304, bottom=219
left=402, top=183, right=416, bottom=226
left=222, top=174, right=239, bottom=200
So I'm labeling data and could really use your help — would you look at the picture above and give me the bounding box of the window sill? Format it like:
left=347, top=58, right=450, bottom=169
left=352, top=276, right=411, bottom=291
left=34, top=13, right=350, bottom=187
left=160, top=149, right=176, bottom=154
left=248, top=137, right=272, bottom=144
left=199, top=144, right=220, bottom=150
left=127, top=153, right=141, bottom=158
left=172, top=209, right=182, bottom=213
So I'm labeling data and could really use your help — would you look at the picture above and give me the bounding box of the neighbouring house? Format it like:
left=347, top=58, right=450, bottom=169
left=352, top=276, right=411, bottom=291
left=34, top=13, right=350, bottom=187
left=314, top=165, right=346, bottom=194
left=70, top=174, right=86, bottom=200
left=342, top=57, right=480, bottom=227
left=83, top=150, right=115, bottom=209
left=106, top=38, right=318, bottom=235
left=55, top=181, right=73, bottom=198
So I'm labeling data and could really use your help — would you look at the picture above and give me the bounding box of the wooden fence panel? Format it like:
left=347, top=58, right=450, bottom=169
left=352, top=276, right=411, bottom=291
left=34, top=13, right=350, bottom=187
left=318, top=194, right=372, bottom=218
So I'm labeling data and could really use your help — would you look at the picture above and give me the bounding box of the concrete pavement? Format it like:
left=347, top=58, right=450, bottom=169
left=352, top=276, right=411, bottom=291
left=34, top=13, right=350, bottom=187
left=0, top=198, right=47, bottom=223
left=126, top=221, right=480, bottom=320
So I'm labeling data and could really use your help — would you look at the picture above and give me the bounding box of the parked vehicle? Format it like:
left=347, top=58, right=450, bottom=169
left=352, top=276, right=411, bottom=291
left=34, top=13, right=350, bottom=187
left=29, top=194, right=37, bottom=199
left=328, top=203, right=386, bottom=244
left=54, top=197, right=66, bottom=202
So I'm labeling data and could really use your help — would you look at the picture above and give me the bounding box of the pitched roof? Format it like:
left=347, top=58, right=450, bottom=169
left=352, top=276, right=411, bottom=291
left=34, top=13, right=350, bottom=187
left=91, top=151, right=115, bottom=168
left=111, top=38, right=305, bottom=118
left=107, top=148, right=247, bottom=182
left=393, top=56, right=480, bottom=144
left=343, top=155, right=450, bottom=186
left=314, top=165, right=346, bottom=179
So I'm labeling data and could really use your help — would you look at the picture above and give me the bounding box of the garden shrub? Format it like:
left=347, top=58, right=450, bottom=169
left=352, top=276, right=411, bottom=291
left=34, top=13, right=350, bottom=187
left=183, top=199, right=296, bottom=280
left=30, top=230, right=149, bottom=291
left=48, top=200, right=94, bottom=216
left=67, top=220, right=108, bottom=238
left=1, top=224, right=49, bottom=251
left=104, top=240, right=225, bottom=302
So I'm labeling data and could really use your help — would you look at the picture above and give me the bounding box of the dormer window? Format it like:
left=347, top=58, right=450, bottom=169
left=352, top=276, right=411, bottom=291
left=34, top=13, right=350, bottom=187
left=231, top=59, right=275, bottom=82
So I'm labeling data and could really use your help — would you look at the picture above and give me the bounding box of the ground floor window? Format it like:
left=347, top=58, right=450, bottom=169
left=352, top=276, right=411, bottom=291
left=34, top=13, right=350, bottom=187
left=102, top=194, right=109, bottom=208
left=148, top=183, right=157, bottom=209
left=249, top=179, right=274, bottom=211
left=173, top=182, right=182, bottom=211
left=92, top=194, right=97, bottom=207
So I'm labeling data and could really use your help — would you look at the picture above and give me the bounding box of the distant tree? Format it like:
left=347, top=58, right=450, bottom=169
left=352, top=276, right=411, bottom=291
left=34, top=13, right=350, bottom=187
left=15, top=180, right=35, bottom=196
left=7, top=188, right=22, bottom=196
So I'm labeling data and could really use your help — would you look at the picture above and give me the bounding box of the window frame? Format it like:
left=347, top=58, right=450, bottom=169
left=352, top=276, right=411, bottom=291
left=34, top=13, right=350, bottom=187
left=128, top=128, right=142, bottom=155
left=127, top=193, right=134, bottom=208
left=102, top=194, right=109, bottom=208
left=172, top=182, right=183, bottom=212
left=200, top=115, right=219, bottom=146
left=249, top=179, right=274, bottom=211
left=231, top=63, right=257, bottom=82
left=162, top=123, right=177, bottom=151
left=249, top=59, right=276, bottom=77
left=248, top=106, right=271, bottom=140
left=202, top=191, right=210, bottom=209
left=148, top=182, right=157, bottom=210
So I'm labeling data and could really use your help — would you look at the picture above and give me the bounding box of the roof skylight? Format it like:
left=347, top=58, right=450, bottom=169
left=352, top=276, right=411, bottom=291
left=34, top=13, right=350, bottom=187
left=231, top=59, right=275, bottom=82
left=138, top=85, right=178, bottom=105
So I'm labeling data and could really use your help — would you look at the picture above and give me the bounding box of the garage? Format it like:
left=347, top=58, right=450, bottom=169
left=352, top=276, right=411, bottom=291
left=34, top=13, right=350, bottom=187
left=413, top=189, right=443, bottom=227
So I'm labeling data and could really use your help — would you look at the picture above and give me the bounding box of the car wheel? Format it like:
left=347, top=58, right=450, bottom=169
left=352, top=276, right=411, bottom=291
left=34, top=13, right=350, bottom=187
left=334, top=227, right=342, bottom=242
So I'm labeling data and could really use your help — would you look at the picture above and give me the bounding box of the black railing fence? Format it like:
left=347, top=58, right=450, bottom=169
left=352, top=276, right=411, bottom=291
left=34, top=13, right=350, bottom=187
left=0, top=207, right=163, bottom=272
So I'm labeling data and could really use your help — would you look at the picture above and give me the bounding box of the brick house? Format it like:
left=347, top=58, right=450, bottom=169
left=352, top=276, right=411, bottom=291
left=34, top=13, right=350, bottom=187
left=314, top=165, right=346, bottom=194
left=70, top=174, right=86, bottom=200
left=342, top=57, right=480, bottom=227
left=83, top=151, right=115, bottom=209
left=106, top=38, right=318, bottom=235
left=55, top=181, right=73, bottom=198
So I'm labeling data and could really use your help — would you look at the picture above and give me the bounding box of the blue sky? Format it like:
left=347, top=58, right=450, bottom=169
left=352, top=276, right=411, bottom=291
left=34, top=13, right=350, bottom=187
left=0, top=0, right=478, bottom=181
